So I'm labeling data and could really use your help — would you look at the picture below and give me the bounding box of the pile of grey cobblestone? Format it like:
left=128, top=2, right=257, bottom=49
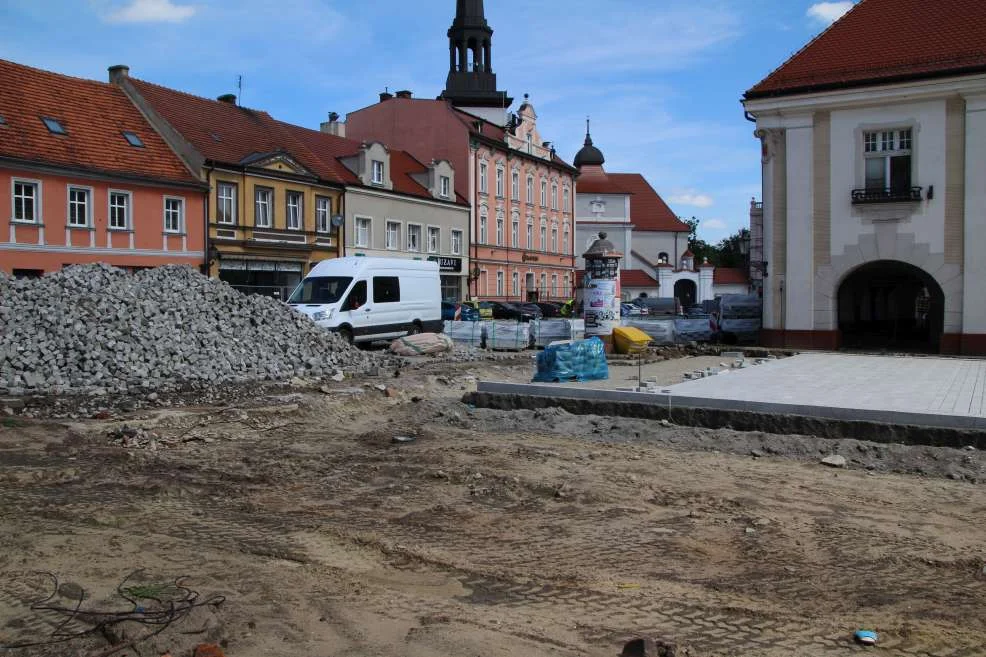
left=0, top=264, right=387, bottom=396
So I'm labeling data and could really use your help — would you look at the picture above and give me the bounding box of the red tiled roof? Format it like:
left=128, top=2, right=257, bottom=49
left=129, top=78, right=353, bottom=185
left=607, top=174, right=690, bottom=233
left=276, top=120, right=468, bottom=205
left=620, top=269, right=658, bottom=287
left=746, top=0, right=986, bottom=99
left=0, top=59, right=198, bottom=185
left=575, top=171, right=632, bottom=195
left=713, top=267, right=749, bottom=285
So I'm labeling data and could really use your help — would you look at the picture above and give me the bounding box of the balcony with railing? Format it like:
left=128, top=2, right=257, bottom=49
left=851, top=186, right=923, bottom=204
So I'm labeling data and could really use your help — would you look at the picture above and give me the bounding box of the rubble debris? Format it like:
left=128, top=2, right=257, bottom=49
left=0, top=264, right=391, bottom=396
left=822, top=455, right=848, bottom=468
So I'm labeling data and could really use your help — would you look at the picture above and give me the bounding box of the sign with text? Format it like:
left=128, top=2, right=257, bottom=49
left=428, top=256, right=462, bottom=273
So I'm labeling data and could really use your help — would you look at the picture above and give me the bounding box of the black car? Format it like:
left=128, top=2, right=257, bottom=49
left=490, top=301, right=542, bottom=322
left=533, top=302, right=563, bottom=318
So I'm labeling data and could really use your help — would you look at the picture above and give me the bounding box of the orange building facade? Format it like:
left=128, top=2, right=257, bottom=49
left=1, top=169, right=205, bottom=276
left=0, top=59, right=206, bottom=277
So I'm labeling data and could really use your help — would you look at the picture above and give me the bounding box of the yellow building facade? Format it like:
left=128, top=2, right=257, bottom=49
left=203, top=153, right=345, bottom=299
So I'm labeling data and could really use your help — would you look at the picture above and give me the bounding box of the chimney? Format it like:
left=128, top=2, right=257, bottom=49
left=217, top=94, right=237, bottom=104
left=379, top=91, right=394, bottom=102
left=319, top=111, right=346, bottom=138
left=107, top=65, right=130, bottom=84
left=395, top=90, right=412, bottom=99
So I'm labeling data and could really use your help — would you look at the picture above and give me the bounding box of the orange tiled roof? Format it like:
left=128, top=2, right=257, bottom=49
left=128, top=78, right=355, bottom=185
left=607, top=174, right=690, bottom=233
left=620, top=269, right=658, bottom=287
left=276, top=120, right=469, bottom=205
left=746, top=0, right=986, bottom=99
left=713, top=267, right=750, bottom=285
left=0, top=59, right=199, bottom=185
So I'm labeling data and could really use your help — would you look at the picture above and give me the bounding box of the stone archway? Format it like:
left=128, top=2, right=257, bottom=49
left=837, top=260, right=944, bottom=353
left=674, top=279, right=697, bottom=309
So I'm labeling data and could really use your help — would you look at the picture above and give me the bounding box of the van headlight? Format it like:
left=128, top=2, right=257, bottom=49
left=312, top=309, right=333, bottom=322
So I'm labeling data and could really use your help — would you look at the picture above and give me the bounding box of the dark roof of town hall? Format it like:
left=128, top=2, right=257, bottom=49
left=746, top=0, right=986, bottom=99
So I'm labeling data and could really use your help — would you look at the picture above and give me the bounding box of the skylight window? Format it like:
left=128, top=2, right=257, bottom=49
left=0, top=115, right=7, bottom=125
left=122, top=131, right=144, bottom=147
left=41, top=116, right=67, bottom=135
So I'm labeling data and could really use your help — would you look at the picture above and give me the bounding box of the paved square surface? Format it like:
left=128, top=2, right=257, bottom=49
left=669, top=353, right=986, bottom=419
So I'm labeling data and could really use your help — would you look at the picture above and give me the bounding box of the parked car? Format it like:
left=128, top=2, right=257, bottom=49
left=442, top=301, right=480, bottom=321
left=490, top=301, right=542, bottom=322
left=633, top=297, right=676, bottom=316
left=533, top=302, right=563, bottom=318
left=461, top=300, right=495, bottom=319
left=622, top=303, right=648, bottom=317
left=289, top=256, right=441, bottom=344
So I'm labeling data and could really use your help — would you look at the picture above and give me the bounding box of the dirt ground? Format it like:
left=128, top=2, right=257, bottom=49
left=1, top=355, right=985, bottom=657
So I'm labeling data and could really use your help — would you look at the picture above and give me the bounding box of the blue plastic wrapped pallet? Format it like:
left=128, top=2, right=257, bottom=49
left=532, top=336, right=609, bottom=383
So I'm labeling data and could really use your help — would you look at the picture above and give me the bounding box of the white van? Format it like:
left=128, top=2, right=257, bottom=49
left=287, top=257, right=442, bottom=344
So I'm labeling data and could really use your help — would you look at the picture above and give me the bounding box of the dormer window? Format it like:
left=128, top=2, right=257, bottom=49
left=41, top=116, right=67, bottom=135
left=371, top=159, right=384, bottom=185
left=439, top=175, right=450, bottom=198
left=122, top=131, right=144, bottom=147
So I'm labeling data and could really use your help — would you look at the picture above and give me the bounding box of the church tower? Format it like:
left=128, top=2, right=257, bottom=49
left=440, top=0, right=512, bottom=125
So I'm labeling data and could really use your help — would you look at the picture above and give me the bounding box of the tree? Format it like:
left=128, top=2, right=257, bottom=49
left=681, top=217, right=716, bottom=266
left=715, top=228, right=751, bottom=269
left=679, top=218, right=750, bottom=268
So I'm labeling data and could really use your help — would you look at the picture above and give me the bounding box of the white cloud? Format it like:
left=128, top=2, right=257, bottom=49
left=106, top=0, right=196, bottom=23
left=807, top=2, right=853, bottom=26
left=702, top=219, right=728, bottom=231
left=669, top=192, right=715, bottom=208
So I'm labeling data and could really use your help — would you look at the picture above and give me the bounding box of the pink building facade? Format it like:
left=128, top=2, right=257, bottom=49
left=345, top=0, right=577, bottom=302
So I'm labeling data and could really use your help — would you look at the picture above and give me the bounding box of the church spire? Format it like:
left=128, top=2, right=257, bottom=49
left=440, top=0, right=512, bottom=111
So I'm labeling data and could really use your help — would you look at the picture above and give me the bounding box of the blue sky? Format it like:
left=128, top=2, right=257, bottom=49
left=0, top=0, right=854, bottom=242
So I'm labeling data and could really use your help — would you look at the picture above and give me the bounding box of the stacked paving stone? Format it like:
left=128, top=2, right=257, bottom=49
left=0, top=264, right=385, bottom=395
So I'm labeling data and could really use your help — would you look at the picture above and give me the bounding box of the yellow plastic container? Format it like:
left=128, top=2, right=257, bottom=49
left=613, top=326, right=651, bottom=354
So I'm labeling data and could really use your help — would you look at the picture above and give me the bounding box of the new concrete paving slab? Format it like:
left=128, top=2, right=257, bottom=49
left=669, top=353, right=986, bottom=419
left=477, top=353, right=986, bottom=431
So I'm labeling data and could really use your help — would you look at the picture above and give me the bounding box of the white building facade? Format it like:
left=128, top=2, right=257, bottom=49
left=743, top=0, right=986, bottom=354
left=573, top=127, right=741, bottom=307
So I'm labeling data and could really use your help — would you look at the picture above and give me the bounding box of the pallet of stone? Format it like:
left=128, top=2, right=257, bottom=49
left=443, top=320, right=486, bottom=348
left=486, top=320, right=531, bottom=351
left=717, top=294, right=762, bottom=319
left=718, top=318, right=761, bottom=344
left=621, top=319, right=675, bottom=345
left=674, top=318, right=715, bottom=344
left=530, top=319, right=573, bottom=348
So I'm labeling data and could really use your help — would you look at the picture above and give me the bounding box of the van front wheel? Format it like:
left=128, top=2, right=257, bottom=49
left=407, top=321, right=422, bottom=336
left=338, top=326, right=354, bottom=345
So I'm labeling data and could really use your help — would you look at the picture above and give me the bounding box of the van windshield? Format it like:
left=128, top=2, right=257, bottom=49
left=287, top=276, right=353, bottom=304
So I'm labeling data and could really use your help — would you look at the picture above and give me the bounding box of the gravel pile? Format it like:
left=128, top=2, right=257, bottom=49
left=0, top=264, right=389, bottom=395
